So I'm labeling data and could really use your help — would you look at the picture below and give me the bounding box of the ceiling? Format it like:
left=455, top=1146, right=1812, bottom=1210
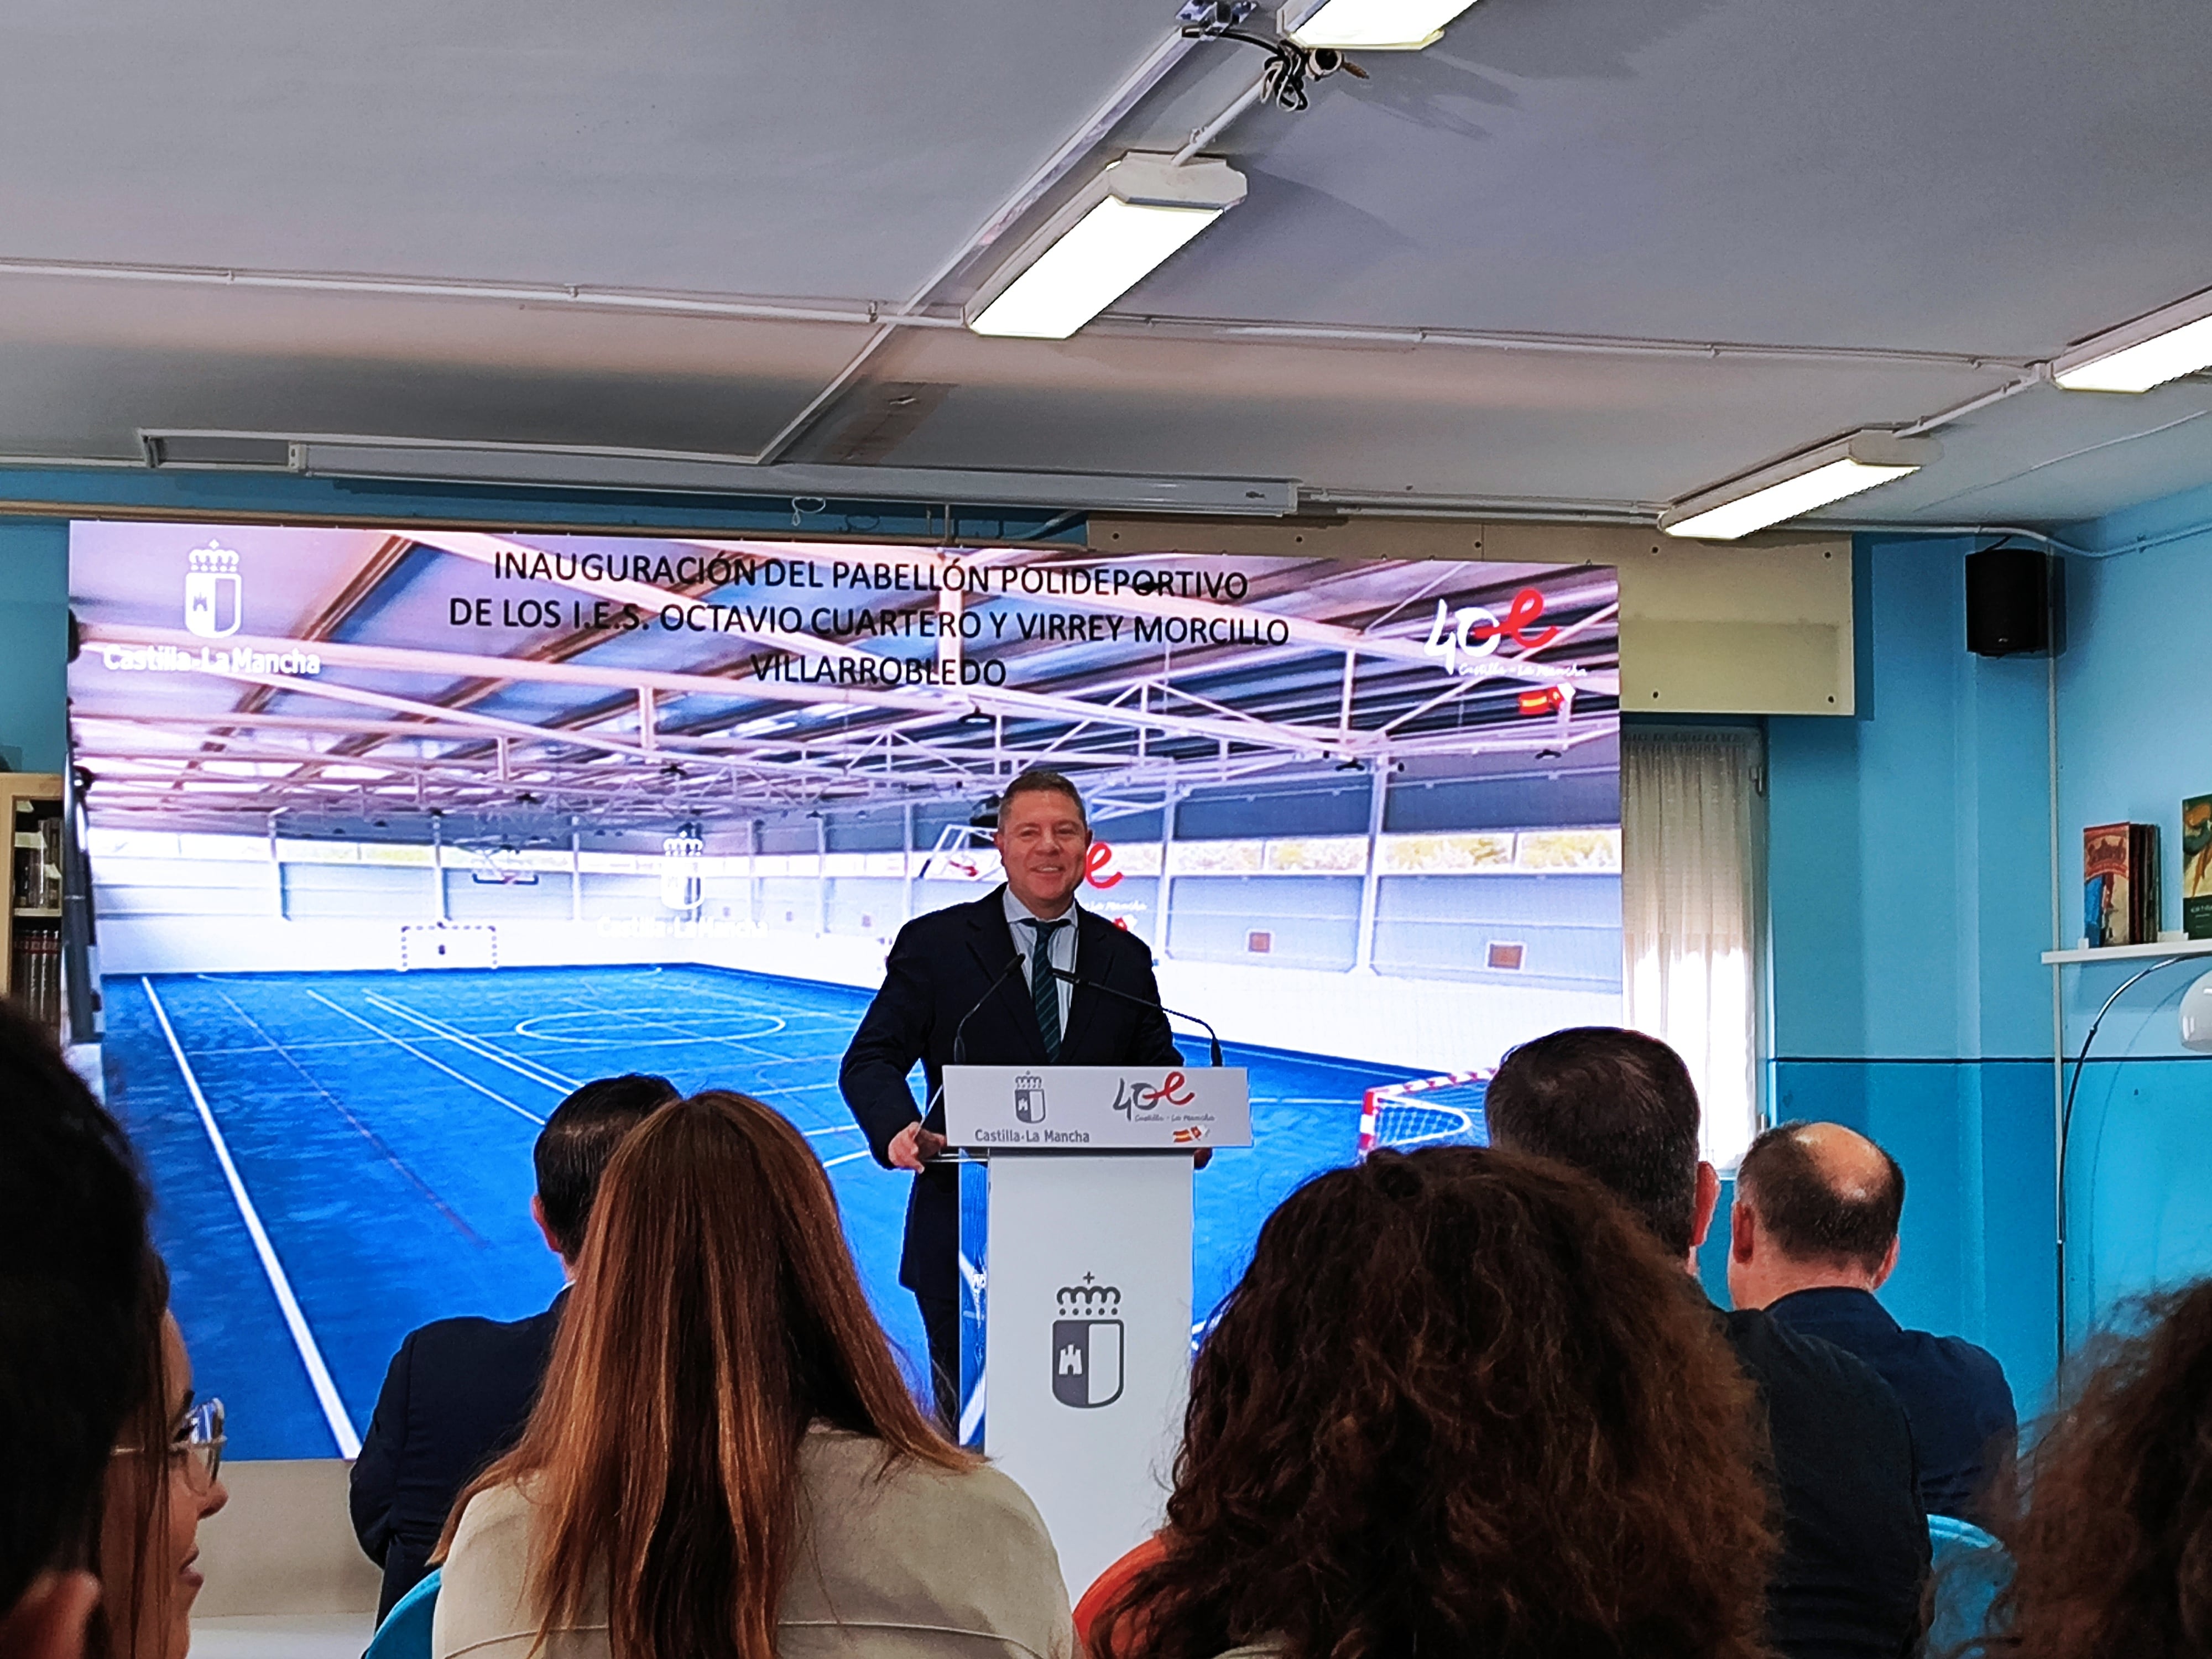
left=6, top=0, right=2211, bottom=527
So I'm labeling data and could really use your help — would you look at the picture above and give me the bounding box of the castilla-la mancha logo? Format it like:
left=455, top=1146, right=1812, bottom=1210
left=1052, top=1274, right=1123, bottom=1409
left=1013, top=1072, right=1046, bottom=1124
left=184, top=544, right=243, bottom=639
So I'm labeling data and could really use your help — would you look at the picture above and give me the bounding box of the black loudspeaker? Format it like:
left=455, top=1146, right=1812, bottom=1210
left=1966, top=546, right=2060, bottom=657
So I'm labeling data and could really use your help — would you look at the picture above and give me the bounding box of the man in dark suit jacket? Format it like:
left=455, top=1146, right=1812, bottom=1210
left=1488, top=1028, right=1930, bottom=1659
left=1731, top=1121, right=2018, bottom=1526
left=348, top=1072, right=676, bottom=1621
left=842, top=768, right=1181, bottom=1424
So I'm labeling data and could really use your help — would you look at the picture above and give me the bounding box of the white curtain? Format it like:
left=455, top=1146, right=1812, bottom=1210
left=1621, top=727, right=1761, bottom=1170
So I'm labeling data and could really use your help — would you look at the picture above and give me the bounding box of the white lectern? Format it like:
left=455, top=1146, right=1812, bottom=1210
left=942, top=1064, right=1251, bottom=1595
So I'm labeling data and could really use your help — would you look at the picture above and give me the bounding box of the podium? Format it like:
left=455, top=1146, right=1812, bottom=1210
left=942, top=1063, right=1250, bottom=1594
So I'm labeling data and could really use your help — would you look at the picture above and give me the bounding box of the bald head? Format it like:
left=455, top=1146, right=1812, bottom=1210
left=1728, top=1121, right=1905, bottom=1308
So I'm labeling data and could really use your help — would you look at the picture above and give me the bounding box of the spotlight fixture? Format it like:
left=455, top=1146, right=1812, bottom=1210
left=1659, top=431, right=1940, bottom=541
left=966, top=153, right=1246, bottom=341
left=1280, top=0, right=1480, bottom=49
left=2053, top=287, right=2212, bottom=393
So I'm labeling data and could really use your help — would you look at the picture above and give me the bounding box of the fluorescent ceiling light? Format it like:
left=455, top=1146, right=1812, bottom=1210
left=1660, top=432, right=1939, bottom=541
left=2054, top=288, right=2212, bottom=393
left=966, top=154, right=1245, bottom=341
left=1281, top=0, right=1480, bottom=49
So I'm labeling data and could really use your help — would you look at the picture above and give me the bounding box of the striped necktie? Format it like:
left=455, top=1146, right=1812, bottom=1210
left=1024, top=917, right=1066, bottom=1061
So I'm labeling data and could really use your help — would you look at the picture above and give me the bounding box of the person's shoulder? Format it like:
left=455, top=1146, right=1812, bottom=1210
left=1725, top=1305, right=1905, bottom=1413
left=800, top=1431, right=1061, bottom=1569
left=451, top=1477, right=534, bottom=1538
left=442, top=1479, right=537, bottom=1582
left=406, top=1307, right=555, bottom=1365
left=1901, top=1326, right=2015, bottom=1399
left=436, top=1482, right=562, bottom=1659
left=808, top=1430, right=1044, bottom=1516
left=897, top=891, right=999, bottom=943
left=1078, top=909, right=1150, bottom=970
left=403, top=1315, right=503, bottom=1363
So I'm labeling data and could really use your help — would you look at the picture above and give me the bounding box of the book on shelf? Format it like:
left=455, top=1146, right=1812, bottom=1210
left=11, top=805, right=61, bottom=911
left=2084, top=821, right=2161, bottom=948
left=8, top=924, right=61, bottom=1034
left=2187, top=795, right=2212, bottom=942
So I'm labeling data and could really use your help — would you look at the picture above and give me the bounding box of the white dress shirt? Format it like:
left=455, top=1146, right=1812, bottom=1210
left=1002, top=885, right=1078, bottom=1036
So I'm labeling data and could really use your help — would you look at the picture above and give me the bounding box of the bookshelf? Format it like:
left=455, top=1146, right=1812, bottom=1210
left=2, top=773, right=65, bottom=1037
left=2043, top=938, right=2212, bottom=966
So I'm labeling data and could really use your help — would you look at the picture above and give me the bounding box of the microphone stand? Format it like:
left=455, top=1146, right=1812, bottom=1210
left=1047, top=966, right=1225, bottom=1067
left=919, top=954, right=1031, bottom=1156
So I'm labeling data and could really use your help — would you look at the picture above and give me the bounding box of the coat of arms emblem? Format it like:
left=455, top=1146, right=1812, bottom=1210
left=1052, top=1274, right=1123, bottom=1408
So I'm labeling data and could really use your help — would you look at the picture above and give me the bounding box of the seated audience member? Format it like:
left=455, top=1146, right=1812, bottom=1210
left=0, top=1008, right=153, bottom=1659
left=1992, top=1277, right=2212, bottom=1657
left=1486, top=1027, right=1930, bottom=1659
left=1731, top=1121, right=2017, bottom=1524
left=95, top=1257, right=229, bottom=1659
left=351, top=1073, right=676, bottom=1620
left=1092, top=1146, right=1776, bottom=1659
left=432, top=1091, right=1073, bottom=1659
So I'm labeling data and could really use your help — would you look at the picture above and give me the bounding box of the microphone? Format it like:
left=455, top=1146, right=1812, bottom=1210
left=953, top=954, right=1029, bottom=1066
left=915, top=954, right=1030, bottom=1163
left=1047, top=966, right=1224, bottom=1068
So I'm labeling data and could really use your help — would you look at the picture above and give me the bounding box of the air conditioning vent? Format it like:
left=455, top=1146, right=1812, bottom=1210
left=140, top=431, right=298, bottom=470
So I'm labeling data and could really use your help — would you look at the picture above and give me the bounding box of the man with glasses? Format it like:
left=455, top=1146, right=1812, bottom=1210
left=0, top=1006, right=151, bottom=1659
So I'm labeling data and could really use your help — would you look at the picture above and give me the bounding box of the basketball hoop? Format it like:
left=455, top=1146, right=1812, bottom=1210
left=660, top=829, right=706, bottom=914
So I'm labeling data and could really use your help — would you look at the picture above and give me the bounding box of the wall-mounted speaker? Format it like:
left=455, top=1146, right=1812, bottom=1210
left=1966, top=546, right=2062, bottom=658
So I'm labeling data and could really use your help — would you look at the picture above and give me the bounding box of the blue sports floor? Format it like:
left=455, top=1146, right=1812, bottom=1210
left=103, top=964, right=1425, bottom=1460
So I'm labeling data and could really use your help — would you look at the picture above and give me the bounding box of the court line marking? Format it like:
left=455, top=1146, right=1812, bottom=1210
left=512, top=1008, right=789, bottom=1045
left=142, top=978, right=363, bottom=1460
left=303, top=991, right=546, bottom=1126
left=361, top=994, right=579, bottom=1092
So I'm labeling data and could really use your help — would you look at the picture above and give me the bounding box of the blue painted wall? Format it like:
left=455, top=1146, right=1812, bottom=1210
left=0, top=520, right=70, bottom=772
left=2052, top=481, right=2212, bottom=1344
left=1740, top=499, right=2212, bottom=1410
left=1751, top=535, right=2059, bottom=1408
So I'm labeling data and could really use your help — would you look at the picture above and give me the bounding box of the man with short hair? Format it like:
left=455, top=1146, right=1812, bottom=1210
left=1731, top=1120, right=2016, bottom=1524
left=0, top=1004, right=152, bottom=1659
left=842, top=767, right=1182, bottom=1423
left=349, top=1072, right=676, bottom=1620
left=1487, top=1027, right=1928, bottom=1659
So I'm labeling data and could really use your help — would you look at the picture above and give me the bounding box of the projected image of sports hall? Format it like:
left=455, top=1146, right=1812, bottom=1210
left=71, top=523, right=1623, bottom=1459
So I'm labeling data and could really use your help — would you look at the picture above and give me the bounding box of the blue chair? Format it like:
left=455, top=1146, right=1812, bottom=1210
left=363, top=1567, right=440, bottom=1659
left=1924, top=1515, right=2008, bottom=1657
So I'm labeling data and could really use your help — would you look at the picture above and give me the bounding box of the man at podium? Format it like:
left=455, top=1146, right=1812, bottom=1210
left=841, top=768, right=1181, bottom=1422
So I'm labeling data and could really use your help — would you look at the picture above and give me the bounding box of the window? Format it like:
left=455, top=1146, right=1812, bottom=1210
left=1621, top=727, right=1763, bottom=1170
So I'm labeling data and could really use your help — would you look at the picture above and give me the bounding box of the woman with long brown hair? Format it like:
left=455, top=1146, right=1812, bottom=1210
left=431, top=1090, right=1072, bottom=1659
left=1990, top=1277, right=2212, bottom=1656
left=1091, top=1145, right=1778, bottom=1659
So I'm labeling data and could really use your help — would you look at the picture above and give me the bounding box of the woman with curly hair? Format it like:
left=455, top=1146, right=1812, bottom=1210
left=1091, top=1145, right=1778, bottom=1659
left=1991, top=1278, right=2212, bottom=1657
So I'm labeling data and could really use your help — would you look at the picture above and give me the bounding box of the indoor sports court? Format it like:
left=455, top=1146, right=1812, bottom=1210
left=67, top=517, right=1614, bottom=1465
left=108, top=960, right=1458, bottom=1460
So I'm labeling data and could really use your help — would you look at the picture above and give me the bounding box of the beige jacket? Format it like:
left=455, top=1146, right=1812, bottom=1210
left=432, top=1429, right=1074, bottom=1659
